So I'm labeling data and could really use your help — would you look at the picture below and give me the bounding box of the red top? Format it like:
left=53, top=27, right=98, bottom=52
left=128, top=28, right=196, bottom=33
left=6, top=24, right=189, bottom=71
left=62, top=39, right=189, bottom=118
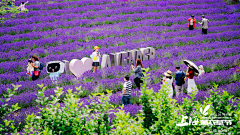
left=188, top=70, right=194, bottom=79
left=188, top=18, right=196, bottom=28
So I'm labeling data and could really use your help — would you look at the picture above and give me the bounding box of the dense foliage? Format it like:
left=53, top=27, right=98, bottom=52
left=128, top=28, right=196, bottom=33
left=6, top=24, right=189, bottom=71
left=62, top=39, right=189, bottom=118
left=1, top=71, right=239, bottom=134
left=0, top=0, right=240, bottom=134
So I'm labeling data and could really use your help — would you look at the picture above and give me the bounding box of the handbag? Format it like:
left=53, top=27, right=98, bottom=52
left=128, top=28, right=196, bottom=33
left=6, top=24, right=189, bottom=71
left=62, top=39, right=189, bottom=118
left=34, top=71, right=39, bottom=76
left=172, top=82, right=175, bottom=91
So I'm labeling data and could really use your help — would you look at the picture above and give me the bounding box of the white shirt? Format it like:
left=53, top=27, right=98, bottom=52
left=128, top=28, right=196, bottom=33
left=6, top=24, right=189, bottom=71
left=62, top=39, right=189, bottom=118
left=165, top=78, right=173, bottom=89
left=27, top=63, right=34, bottom=72
left=190, top=19, right=193, bottom=25
left=91, top=52, right=100, bottom=62
left=122, top=81, right=132, bottom=96
left=19, top=1, right=28, bottom=11
left=19, top=4, right=26, bottom=11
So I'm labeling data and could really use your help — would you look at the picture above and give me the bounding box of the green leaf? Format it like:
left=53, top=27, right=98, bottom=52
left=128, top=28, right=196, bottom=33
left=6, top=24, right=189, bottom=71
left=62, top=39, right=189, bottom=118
left=37, top=84, right=44, bottom=88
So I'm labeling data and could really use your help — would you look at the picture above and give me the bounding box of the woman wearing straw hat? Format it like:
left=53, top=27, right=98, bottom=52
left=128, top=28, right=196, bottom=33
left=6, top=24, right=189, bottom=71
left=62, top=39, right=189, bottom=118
left=90, top=46, right=101, bottom=73
left=198, top=65, right=205, bottom=76
left=186, top=64, right=198, bottom=93
left=162, top=70, right=174, bottom=98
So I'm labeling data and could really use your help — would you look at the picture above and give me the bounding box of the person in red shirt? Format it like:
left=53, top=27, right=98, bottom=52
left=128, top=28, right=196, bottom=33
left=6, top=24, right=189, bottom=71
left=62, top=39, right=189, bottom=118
left=186, top=65, right=198, bottom=93
left=188, top=15, right=196, bottom=30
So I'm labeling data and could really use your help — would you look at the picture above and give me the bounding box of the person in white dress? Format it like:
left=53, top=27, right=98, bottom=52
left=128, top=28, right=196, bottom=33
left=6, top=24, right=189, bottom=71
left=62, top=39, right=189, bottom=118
left=162, top=70, right=173, bottom=98
left=19, top=1, right=29, bottom=11
left=186, top=65, right=198, bottom=93
left=198, top=65, right=205, bottom=76
left=90, top=46, right=101, bottom=73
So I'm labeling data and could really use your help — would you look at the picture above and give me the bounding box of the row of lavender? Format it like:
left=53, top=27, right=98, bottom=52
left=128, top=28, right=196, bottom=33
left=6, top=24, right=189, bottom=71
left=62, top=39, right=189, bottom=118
left=1, top=23, right=240, bottom=63
left=0, top=0, right=240, bottom=132
left=0, top=36, right=239, bottom=82
left=1, top=7, right=237, bottom=36
left=2, top=0, right=239, bottom=97
left=3, top=2, right=226, bottom=27
left=1, top=30, right=239, bottom=76
left=2, top=15, right=239, bottom=45
left=1, top=13, right=239, bottom=48
left=3, top=0, right=223, bottom=19
left=1, top=43, right=239, bottom=107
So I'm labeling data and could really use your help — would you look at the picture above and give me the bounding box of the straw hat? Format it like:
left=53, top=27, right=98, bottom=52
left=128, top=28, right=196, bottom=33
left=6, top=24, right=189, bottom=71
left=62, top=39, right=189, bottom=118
left=164, top=70, right=172, bottom=77
left=94, top=46, right=99, bottom=50
left=199, top=65, right=204, bottom=69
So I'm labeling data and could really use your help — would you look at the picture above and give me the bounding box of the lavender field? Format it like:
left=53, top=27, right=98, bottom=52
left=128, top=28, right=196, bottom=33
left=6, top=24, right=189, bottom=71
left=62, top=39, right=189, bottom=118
left=0, top=0, right=240, bottom=134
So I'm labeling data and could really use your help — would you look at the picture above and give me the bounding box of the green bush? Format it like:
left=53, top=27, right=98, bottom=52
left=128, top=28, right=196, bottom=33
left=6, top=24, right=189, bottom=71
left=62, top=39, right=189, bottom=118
left=9, top=70, right=239, bottom=134
left=0, top=84, right=21, bottom=134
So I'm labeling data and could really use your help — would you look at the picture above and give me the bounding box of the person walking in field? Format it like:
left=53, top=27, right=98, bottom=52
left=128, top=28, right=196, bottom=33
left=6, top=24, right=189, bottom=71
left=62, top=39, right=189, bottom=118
left=198, top=15, right=209, bottom=34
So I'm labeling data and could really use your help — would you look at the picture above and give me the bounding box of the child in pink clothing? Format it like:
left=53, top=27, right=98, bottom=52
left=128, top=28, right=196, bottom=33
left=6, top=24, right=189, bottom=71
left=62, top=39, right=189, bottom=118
left=26, top=59, right=34, bottom=76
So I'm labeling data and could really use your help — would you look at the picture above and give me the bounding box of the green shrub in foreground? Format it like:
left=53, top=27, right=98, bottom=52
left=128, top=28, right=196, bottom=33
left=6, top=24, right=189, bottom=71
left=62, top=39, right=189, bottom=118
left=3, top=70, right=239, bottom=134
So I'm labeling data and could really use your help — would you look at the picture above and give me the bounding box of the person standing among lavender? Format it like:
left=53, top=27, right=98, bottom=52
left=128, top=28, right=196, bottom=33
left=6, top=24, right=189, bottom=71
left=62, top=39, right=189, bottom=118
left=188, top=15, right=196, bottom=30
left=90, top=46, right=101, bottom=73
left=19, top=1, right=29, bottom=11
left=186, top=65, right=198, bottom=93
left=162, top=70, right=174, bottom=98
left=122, top=75, right=132, bottom=106
left=31, top=55, right=41, bottom=81
left=175, top=66, right=185, bottom=97
left=198, top=15, right=209, bottom=34
left=131, top=59, right=143, bottom=89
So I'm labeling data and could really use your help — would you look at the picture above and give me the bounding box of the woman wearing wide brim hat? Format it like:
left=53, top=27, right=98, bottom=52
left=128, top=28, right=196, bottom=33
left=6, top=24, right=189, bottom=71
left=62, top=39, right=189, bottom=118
left=162, top=70, right=174, bottom=98
left=90, top=46, right=101, bottom=73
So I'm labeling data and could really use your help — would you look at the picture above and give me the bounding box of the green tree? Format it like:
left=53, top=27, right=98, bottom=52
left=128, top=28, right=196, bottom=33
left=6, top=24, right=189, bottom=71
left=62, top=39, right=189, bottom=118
left=0, top=0, right=28, bottom=24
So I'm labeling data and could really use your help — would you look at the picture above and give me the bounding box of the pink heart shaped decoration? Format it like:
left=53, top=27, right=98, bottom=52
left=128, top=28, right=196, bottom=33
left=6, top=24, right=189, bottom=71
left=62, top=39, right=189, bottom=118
left=69, top=57, right=93, bottom=78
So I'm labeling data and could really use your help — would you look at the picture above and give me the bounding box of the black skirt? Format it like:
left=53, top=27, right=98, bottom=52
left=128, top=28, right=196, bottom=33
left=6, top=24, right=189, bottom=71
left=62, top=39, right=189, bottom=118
left=189, top=25, right=194, bottom=30
left=92, top=62, right=100, bottom=67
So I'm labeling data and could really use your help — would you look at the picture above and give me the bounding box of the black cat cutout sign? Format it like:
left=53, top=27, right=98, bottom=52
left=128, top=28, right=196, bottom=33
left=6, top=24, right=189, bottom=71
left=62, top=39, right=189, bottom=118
left=46, top=61, right=65, bottom=74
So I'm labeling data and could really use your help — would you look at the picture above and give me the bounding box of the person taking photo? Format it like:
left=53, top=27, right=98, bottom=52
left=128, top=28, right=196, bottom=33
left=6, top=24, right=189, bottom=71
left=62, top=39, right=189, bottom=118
left=131, top=59, right=144, bottom=89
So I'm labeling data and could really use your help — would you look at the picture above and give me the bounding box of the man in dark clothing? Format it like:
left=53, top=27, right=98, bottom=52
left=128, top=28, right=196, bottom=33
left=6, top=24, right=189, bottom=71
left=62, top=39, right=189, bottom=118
left=175, top=66, right=185, bottom=97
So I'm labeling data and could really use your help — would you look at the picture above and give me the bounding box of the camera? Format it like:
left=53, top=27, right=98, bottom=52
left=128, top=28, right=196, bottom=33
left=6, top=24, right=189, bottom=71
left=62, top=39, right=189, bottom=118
left=130, top=60, right=134, bottom=65
left=46, top=61, right=65, bottom=74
